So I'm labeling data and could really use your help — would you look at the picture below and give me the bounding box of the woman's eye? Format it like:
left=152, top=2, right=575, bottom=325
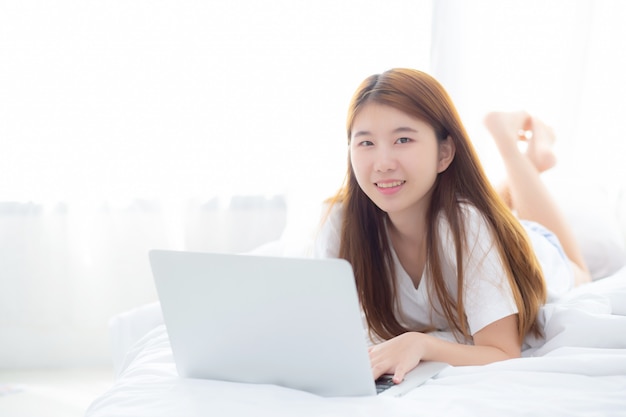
left=396, top=137, right=411, bottom=144
left=359, top=140, right=374, bottom=147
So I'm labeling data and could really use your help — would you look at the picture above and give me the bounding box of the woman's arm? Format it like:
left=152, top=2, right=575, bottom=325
left=368, top=314, right=521, bottom=383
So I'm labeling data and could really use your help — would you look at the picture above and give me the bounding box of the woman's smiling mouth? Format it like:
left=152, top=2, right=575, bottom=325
left=375, top=180, right=406, bottom=195
left=376, top=180, right=406, bottom=189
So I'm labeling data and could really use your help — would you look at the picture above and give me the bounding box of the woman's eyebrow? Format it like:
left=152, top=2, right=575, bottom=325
left=352, top=130, right=371, bottom=138
left=393, top=126, right=419, bottom=134
left=353, top=127, right=418, bottom=138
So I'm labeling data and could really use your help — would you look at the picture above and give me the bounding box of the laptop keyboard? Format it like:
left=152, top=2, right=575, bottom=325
left=375, top=375, right=396, bottom=394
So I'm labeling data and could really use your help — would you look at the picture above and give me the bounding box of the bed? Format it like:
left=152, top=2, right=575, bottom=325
left=86, top=180, right=626, bottom=417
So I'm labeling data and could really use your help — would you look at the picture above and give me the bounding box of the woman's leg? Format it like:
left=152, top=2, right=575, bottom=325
left=484, top=111, right=591, bottom=285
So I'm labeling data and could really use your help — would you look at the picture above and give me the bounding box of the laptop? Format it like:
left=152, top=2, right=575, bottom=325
left=149, top=249, right=448, bottom=397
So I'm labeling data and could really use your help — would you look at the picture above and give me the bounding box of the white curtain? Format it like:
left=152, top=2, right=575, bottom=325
left=0, top=198, right=289, bottom=367
left=4, top=0, right=625, bottom=369
left=0, top=0, right=432, bottom=367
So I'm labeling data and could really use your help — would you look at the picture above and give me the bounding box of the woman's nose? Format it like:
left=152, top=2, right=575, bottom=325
left=373, top=149, right=396, bottom=172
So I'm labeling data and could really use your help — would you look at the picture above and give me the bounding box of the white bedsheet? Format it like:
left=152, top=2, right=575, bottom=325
left=87, top=267, right=626, bottom=417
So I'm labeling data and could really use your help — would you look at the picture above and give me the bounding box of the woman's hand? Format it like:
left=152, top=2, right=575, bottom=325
left=368, top=331, right=429, bottom=384
left=368, top=315, right=522, bottom=382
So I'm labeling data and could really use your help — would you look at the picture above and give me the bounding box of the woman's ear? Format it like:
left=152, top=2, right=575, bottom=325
left=437, top=136, right=456, bottom=173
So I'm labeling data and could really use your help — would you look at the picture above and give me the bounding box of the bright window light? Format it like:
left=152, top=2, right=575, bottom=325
left=0, top=1, right=433, bottom=203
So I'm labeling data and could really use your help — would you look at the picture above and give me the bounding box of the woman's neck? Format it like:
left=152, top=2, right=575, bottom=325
left=387, top=210, right=427, bottom=246
left=387, top=211, right=428, bottom=288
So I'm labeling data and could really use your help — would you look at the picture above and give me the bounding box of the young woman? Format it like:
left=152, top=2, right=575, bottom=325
left=314, top=68, right=591, bottom=384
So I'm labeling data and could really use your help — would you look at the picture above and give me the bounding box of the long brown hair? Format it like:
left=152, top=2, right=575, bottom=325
left=330, top=68, right=546, bottom=342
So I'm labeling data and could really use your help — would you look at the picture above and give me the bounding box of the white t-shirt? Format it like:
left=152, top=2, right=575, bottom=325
left=313, top=203, right=573, bottom=341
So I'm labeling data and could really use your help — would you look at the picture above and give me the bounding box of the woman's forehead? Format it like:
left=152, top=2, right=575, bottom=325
left=351, top=102, right=433, bottom=133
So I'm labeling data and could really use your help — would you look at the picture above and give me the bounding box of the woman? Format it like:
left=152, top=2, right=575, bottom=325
left=314, top=68, right=591, bottom=384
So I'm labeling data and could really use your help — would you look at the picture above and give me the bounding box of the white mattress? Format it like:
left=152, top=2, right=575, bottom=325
left=87, top=267, right=626, bottom=417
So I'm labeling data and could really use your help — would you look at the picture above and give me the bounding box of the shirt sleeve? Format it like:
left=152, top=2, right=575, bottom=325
left=440, top=205, right=519, bottom=335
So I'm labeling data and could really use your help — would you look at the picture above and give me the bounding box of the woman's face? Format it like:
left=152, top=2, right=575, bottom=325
left=349, top=102, right=453, bottom=220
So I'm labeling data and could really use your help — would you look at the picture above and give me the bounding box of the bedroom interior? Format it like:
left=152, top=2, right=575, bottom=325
left=1, top=1, right=626, bottom=416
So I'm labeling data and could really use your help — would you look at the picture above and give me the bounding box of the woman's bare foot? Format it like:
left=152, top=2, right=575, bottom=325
left=484, top=111, right=556, bottom=173
left=524, top=117, right=557, bottom=173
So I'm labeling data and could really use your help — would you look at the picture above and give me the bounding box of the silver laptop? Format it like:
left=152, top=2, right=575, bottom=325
left=149, top=249, right=448, bottom=397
